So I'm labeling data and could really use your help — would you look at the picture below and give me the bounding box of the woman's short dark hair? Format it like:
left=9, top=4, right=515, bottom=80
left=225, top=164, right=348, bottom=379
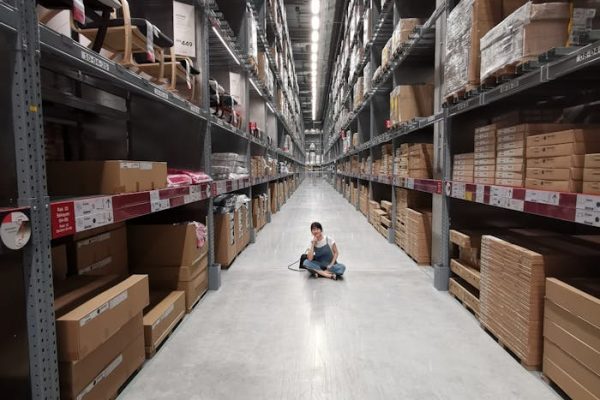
left=310, top=222, right=323, bottom=231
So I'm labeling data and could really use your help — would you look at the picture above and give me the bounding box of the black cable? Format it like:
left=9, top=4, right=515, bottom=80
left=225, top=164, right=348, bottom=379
left=286, top=259, right=303, bottom=272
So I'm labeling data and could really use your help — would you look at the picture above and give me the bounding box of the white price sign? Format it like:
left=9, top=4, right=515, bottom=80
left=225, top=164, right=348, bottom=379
left=475, top=185, right=485, bottom=203
left=490, top=186, right=513, bottom=198
left=575, top=209, right=600, bottom=227
left=451, top=182, right=466, bottom=199
left=173, top=1, right=196, bottom=57
left=525, top=190, right=560, bottom=206
left=576, top=194, right=600, bottom=212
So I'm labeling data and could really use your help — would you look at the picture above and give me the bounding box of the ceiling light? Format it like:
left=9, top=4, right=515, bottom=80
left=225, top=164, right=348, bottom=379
left=311, top=30, right=318, bottom=43
left=212, top=26, right=240, bottom=66
left=311, top=46, right=317, bottom=55
left=312, top=16, right=320, bottom=30
left=249, top=78, right=262, bottom=96
left=311, top=0, right=319, bottom=15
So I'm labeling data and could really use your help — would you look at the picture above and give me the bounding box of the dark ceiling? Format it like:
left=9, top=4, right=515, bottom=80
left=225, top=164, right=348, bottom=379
left=284, top=0, right=344, bottom=128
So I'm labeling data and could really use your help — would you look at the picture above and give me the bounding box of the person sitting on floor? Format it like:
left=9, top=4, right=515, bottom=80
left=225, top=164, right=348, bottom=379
left=303, top=222, right=346, bottom=280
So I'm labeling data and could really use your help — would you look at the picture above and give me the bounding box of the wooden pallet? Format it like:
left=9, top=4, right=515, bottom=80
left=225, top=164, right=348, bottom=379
left=449, top=293, right=479, bottom=319
left=480, top=323, right=539, bottom=371
left=444, top=83, right=478, bottom=105
left=145, top=316, right=185, bottom=359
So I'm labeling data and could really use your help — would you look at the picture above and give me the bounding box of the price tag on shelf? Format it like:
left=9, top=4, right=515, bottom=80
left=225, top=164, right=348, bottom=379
left=405, top=178, right=414, bottom=190
left=525, top=190, right=560, bottom=206
left=489, top=196, right=508, bottom=209
left=490, top=186, right=513, bottom=199
left=151, top=199, right=170, bottom=213
left=451, top=182, right=465, bottom=199
left=475, top=185, right=485, bottom=203
left=576, top=194, right=600, bottom=212
left=507, top=199, right=525, bottom=212
left=575, top=209, right=600, bottom=227
left=74, top=197, right=114, bottom=231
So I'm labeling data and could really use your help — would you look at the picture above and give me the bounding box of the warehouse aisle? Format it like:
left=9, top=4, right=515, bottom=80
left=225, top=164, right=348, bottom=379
left=119, top=177, right=559, bottom=400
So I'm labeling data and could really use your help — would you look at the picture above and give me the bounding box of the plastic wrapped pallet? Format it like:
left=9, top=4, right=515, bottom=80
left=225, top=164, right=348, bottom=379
left=444, top=0, right=501, bottom=97
left=480, top=2, right=570, bottom=81
left=390, top=85, right=434, bottom=125
left=392, top=18, right=422, bottom=54
left=568, top=0, right=600, bottom=46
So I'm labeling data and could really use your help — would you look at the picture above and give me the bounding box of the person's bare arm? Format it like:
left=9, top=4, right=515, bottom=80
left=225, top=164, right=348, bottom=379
left=328, top=243, right=339, bottom=267
left=307, top=237, right=317, bottom=261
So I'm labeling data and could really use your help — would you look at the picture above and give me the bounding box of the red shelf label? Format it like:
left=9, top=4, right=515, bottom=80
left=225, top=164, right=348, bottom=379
left=51, top=202, right=76, bottom=238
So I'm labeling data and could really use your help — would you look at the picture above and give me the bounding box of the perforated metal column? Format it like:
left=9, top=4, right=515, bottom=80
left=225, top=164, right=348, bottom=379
left=13, top=0, right=60, bottom=397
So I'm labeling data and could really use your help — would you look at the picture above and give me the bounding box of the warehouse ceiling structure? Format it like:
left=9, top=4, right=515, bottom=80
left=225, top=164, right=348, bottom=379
left=284, top=0, right=345, bottom=128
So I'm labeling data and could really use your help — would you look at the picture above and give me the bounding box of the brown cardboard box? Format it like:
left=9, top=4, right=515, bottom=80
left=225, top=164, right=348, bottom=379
left=52, top=244, right=68, bottom=281
left=475, top=158, right=497, bottom=166
left=525, top=178, right=583, bottom=192
left=143, top=291, right=185, bottom=354
left=496, top=156, right=525, bottom=165
left=74, top=226, right=128, bottom=276
left=528, top=155, right=585, bottom=169
left=543, top=339, right=600, bottom=398
left=586, top=153, right=600, bottom=169
left=135, top=254, right=208, bottom=285
left=543, top=356, right=600, bottom=400
left=546, top=278, right=600, bottom=329
left=59, top=313, right=144, bottom=400
left=214, top=212, right=236, bottom=267
left=544, top=318, right=600, bottom=376
left=495, top=171, right=524, bottom=180
left=128, top=223, right=208, bottom=268
left=527, top=168, right=584, bottom=181
left=177, top=269, right=208, bottom=311
left=496, top=178, right=526, bottom=187
left=527, top=142, right=600, bottom=159
left=47, top=160, right=167, bottom=196
left=54, top=275, right=123, bottom=318
left=527, top=129, right=600, bottom=147
left=584, top=168, right=600, bottom=182
left=545, top=300, right=600, bottom=357
left=496, top=163, right=524, bottom=172
left=56, top=275, right=149, bottom=361
left=583, top=182, right=600, bottom=194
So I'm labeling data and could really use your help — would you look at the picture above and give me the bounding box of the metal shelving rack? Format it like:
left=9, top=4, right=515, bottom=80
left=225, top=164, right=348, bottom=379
left=324, top=0, right=600, bottom=292
left=0, top=0, right=305, bottom=397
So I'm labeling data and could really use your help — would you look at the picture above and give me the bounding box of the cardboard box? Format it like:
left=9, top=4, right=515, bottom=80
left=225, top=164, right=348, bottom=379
left=546, top=278, right=600, bottom=329
left=584, top=168, right=600, bottom=182
left=54, top=275, right=123, bottom=318
left=527, top=129, right=600, bottom=147
left=128, top=223, right=208, bottom=268
left=56, top=275, right=149, bottom=361
left=527, top=142, right=600, bottom=158
left=583, top=182, right=600, bottom=195
left=496, top=163, right=524, bottom=173
left=586, top=153, right=600, bottom=169
left=135, top=254, right=208, bottom=285
left=528, top=155, right=585, bottom=169
left=47, top=160, right=167, bottom=196
left=543, top=339, right=600, bottom=399
left=59, top=313, right=144, bottom=400
left=177, top=268, right=208, bottom=311
left=527, top=168, right=584, bottom=181
left=143, top=291, right=185, bottom=354
left=525, top=178, right=582, bottom=192
left=214, top=212, right=236, bottom=267
left=74, top=226, right=128, bottom=276
left=545, top=300, right=600, bottom=358
left=52, top=244, right=68, bottom=281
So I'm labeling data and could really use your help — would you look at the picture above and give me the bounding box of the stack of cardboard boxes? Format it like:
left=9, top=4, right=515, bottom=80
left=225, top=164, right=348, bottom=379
left=449, top=229, right=482, bottom=316
left=391, top=18, right=422, bottom=55
left=71, top=223, right=129, bottom=277
left=395, top=188, right=430, bottom=254
left=359, top=183, right=369, bottom=216
left=252, top=194, right=269, bottom=230
left=474, top=125, right=496, bottom=184
left=354, top=77, right=364, bottom=110
left=128, top=223, right=209, bottom=313
left=543, top=277, right=600, bottom=400
left=584, top=153, right=600, bottom=194
left=379, top=200, right=392, bottom=238
left=526, top=129, right=600, bottom=192
left=407, top=143, right=434, bottom=179
left=405, top=209, right=432, bottom=264
left=381, top=144, right=393, bottom=176
left=56, top=275, right=149, bottom=400
left=479, top=233, right=600, bottom=369
left=351, top=155, right=360, bottom=174
left=452, top=153, right=475, bottom=183
left=395, top=144, right=408, bottom=177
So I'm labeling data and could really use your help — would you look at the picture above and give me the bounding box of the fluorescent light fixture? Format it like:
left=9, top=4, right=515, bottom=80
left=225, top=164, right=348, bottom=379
left=311, top=30, right=319, bottom=43
left=311, top=62, right=317, bottom=71
left=311, top=0, right=319, bottom=14
left=311, top=46, right=317, bottom=55
left=267, top=102, right=275, bottom=113
left=312, top=16, right=320, bottom=29
left=311, top=53, right=318, bottom=64
left=212, top=26, right=240, bottom=65
left=249, top=78, right=262, bottom=96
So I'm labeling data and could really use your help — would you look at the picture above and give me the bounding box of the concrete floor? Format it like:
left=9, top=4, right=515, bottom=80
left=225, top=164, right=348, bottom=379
left=119, top=177, right=561, bottom=400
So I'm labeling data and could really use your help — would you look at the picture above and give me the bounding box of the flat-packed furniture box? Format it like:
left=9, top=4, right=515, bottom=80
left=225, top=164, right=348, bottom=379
left=543, top=277, right=600, bottom=400
left=480, top=234, right=600, bottom=369
left=480, top=2, right=570, bottom=81
left=584, top=153, right=600, bottom=194
left=47, top=160, right=167, bottom=196
left=407, top=143, right=434, bottom=179
left=54, top=275, right=123, bottom=318
left=214, top=211, right=237, bottom=268
left=405, top=208, right=432, bottom=264
left=72, top=224, right=128, bottom=277
left=496, top=124, right=579, bottom=187
left=235, top=204, right=251, bottom=254
left=526, top=129, right=600, bottom=193
left=143, top=291, right=186, bottom=358
left=56, top=275, right=149, bottom=362
left=59, top=313, right=145, bottom=400
left=474, top=125, right=497, bottom=184
left=452, top=153, right=475, bottom=183
left=128, top=222, right=209, bottom=309
left=444, top=0, right=502, bottom=98
left=390, top=85, right=434, bottom=125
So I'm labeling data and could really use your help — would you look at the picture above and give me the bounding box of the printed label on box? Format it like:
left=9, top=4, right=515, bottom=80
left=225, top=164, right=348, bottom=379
left=152, top=303, right=175, bottom=330
left=79, top=257, right=112, bottom=275
left=77, top=232, right=111, bottom=248
left=120, top=162, right=140, bottom=169
left=79, top=301, right=110, bottom=327
left=109, top=291, right=128, bottom=309
left=139, top=162, right=153, bottom=170
left=76, top=354, right=123, bottom=400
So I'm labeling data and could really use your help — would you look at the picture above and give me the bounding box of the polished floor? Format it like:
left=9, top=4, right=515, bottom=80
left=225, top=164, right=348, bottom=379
left=119, top=176, right=560, bottom=400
